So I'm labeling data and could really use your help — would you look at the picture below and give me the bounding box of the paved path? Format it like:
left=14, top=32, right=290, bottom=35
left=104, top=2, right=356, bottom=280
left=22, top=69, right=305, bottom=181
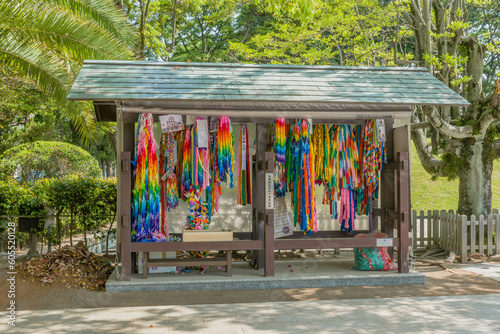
left=460, top=263, right=500, bottom=282
left=3, top=294, right=500, bottom=333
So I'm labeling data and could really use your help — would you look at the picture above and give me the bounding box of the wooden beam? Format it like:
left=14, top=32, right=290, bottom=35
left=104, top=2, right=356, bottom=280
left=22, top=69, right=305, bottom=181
left=275, top=238, right=401, bottom=250
left=131, top=240, right=264, bottom=252
left=119, top=151, right=132, bottom=281
left=397, top=152, right=410, bottom=273
left=381, top=119, right=395, bottom=257
left=264, top=151, right=275, bottom=277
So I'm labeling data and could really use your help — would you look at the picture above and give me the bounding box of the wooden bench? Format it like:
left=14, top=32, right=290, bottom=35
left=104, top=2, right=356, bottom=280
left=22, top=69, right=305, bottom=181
left=142, top=230, right=234, bottom=279
left=142, top=251, right=232, bottom=278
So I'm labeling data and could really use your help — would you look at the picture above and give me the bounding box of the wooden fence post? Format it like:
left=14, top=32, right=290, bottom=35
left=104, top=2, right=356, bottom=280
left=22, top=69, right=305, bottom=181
left=479, top=215, right=484, bottom=256
left=419, top=210, right=424, bottom=248
left=427, top=210, right=432, bottom=247
left=433, top=210, right=439, bottom=244
left=460, top=215, right=467, bottom=263
left=487, top=214, right=493, bottom=256
left=412, top=210, right=417, bottom=248
left=471, top=215, right=476, bottom=257
left=496, top=214, right=500, bottom=255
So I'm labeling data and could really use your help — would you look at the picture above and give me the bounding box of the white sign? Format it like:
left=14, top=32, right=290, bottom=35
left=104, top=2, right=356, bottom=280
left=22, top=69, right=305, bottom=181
left=241, top=125, right=247, bottom=171
left=197, top=119, right=209, bottom=148
left=186, top=115, right=197, bottom=125
left=376, top=119, right=386, bottom=142
left=159, top=114, right=183, bottom=133
left=274, top=197, right=293, bottom=239
left=265, top=173, right=274, bottom=210
left=209, top=116, right=219, bottom=133
left=376, top=238, right=393, bottom=247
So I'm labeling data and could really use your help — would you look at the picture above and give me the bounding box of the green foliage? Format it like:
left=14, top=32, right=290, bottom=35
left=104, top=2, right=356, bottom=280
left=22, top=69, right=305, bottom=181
left=230, top=0, right=402, bottom=65
left=0, top=179, right=26, bottom=216
left=0, top=0, right=135, bottom=143
left=1, top=141, right=101, bottom=182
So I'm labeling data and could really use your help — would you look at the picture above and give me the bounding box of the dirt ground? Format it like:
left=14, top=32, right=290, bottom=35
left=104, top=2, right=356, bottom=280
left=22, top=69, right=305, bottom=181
left=1, top=254, right=500, bottom=311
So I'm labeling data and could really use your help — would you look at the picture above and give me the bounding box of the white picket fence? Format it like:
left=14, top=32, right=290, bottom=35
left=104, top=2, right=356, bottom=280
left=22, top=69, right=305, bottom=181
left=412, top=209, right=500, bottom=263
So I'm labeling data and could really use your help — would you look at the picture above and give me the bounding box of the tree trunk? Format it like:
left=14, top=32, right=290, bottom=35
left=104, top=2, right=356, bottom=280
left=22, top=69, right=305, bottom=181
left=105, top=214, right=116, bottom=256
left=70, top=208, right=73, bottom=247
left=458, top=138, right=493, bottom=216
left=83, top=224, right=87, bottom=249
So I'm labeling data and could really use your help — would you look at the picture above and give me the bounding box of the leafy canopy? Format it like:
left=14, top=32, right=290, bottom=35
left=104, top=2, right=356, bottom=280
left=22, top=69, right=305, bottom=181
left=1, top=141, right=101, bottom=182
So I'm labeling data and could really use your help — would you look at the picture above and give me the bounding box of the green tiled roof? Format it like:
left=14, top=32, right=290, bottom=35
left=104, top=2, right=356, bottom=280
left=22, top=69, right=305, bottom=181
left=67, top=61, right=470, bottom=106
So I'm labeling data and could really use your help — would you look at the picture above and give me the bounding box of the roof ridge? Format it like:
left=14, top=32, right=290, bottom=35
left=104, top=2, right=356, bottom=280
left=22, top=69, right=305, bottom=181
left=82, top=60, right=428, bottom=72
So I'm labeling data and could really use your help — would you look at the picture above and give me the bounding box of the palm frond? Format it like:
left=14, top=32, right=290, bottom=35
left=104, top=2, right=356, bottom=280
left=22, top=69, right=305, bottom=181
left=45, top=0, right=136, bottom=48
left=0, top=1, right=133, bottom=61
left=0, top=34, right=95, bottom=143
left=0, top=0, right=134, bottom=143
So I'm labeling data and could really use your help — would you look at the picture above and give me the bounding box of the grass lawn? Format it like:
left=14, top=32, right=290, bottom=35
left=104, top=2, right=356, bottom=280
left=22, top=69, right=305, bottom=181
left=411, top=143, right=500, bottom=212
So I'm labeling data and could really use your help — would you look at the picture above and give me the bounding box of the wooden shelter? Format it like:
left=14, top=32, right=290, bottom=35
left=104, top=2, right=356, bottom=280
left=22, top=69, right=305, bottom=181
left=68, top=61, right=469, bottom=281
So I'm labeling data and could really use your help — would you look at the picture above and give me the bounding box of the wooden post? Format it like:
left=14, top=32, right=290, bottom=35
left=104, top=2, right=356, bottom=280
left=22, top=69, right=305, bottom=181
left=381, top=119, right=395, bottom=257
left=251, top=155, right=258, bottom=267
left=487, top=214, right=493, bottom=255
left=460, top=215, right=467, bottom=263
left=496, top=214, right=500, bottom=255
left=123, top=122, right=136, bottom=273
left=254, top=124, right=267, bottom=270
left=264, top=152, right=275, bottom=277
left=471, top=215, right=476, bottom=256
left=479, top=215, right=484, bottom=256
left=411, top=210, right=417, bottom=248
left=397, top=152, right=410, bottom=273
left=120, top=151, right=132, bottom=280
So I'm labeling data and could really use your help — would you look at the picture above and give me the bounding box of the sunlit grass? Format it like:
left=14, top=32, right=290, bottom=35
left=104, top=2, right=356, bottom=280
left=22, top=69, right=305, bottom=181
left=411, top=143, right=500, bottom=212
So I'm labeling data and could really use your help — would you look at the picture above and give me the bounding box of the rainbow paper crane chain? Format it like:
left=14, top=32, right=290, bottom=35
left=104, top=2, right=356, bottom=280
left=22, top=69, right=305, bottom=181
left=274, top=118, right=287, bottom=198
left=363, top=120, right=385, bottom=198
left=210, top=133, right=222, bottom=214
left=132, top=113, right=161, bottom=242
left=217, top=116, right=235, bottom=188
left=312, top=124, right=331, bottom=186
left=181, top=125, right=193, bottom=199
left=288, top=119, right=317, bottom=235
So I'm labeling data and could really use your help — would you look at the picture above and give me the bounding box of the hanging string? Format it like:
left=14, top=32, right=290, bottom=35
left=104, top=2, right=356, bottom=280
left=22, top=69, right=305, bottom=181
left=131, top=113, right=161, bottom=242
left=312, top=124, right=330, bottom=186
left=159, top=133, right=168, bottom=236
left=237, top=124, right=251, bottom=205
left=288, top=119, right=317, bottom=235
left=181, top=125, right=193, bottom=199
left=217, top=116, right=235, bottom=188
left=159, top=132, right=180, bottom=238
left=210, top=132, right=222, bottom=214
left=328, top=124, right=359, bottom=234
left=274, top=118, right=287, bottom=197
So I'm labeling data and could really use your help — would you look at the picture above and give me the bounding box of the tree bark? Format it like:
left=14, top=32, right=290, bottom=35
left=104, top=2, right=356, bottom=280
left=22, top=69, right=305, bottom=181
left=457, top=138, right=494, bottom=216
left=139, top=0, right=151, bottom=60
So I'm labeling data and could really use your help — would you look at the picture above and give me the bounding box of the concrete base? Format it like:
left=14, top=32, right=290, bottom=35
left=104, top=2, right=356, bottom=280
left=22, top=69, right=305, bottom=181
left=106, top=256, right=425, bottom=292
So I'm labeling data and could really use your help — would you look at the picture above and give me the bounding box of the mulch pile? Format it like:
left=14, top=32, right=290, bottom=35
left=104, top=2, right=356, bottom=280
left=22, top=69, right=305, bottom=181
left=17, top=241, right=113, bottom=290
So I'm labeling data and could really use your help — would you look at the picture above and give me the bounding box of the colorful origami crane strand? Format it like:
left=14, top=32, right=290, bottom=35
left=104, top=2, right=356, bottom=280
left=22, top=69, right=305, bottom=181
left=132, top=113, right=161, bottom=242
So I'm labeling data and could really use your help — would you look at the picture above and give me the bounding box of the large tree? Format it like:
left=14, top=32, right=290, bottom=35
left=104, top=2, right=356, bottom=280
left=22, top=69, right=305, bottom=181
left=0, top=0, right=135, bottom=143
left=405, top=0, right=500, bottom=216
